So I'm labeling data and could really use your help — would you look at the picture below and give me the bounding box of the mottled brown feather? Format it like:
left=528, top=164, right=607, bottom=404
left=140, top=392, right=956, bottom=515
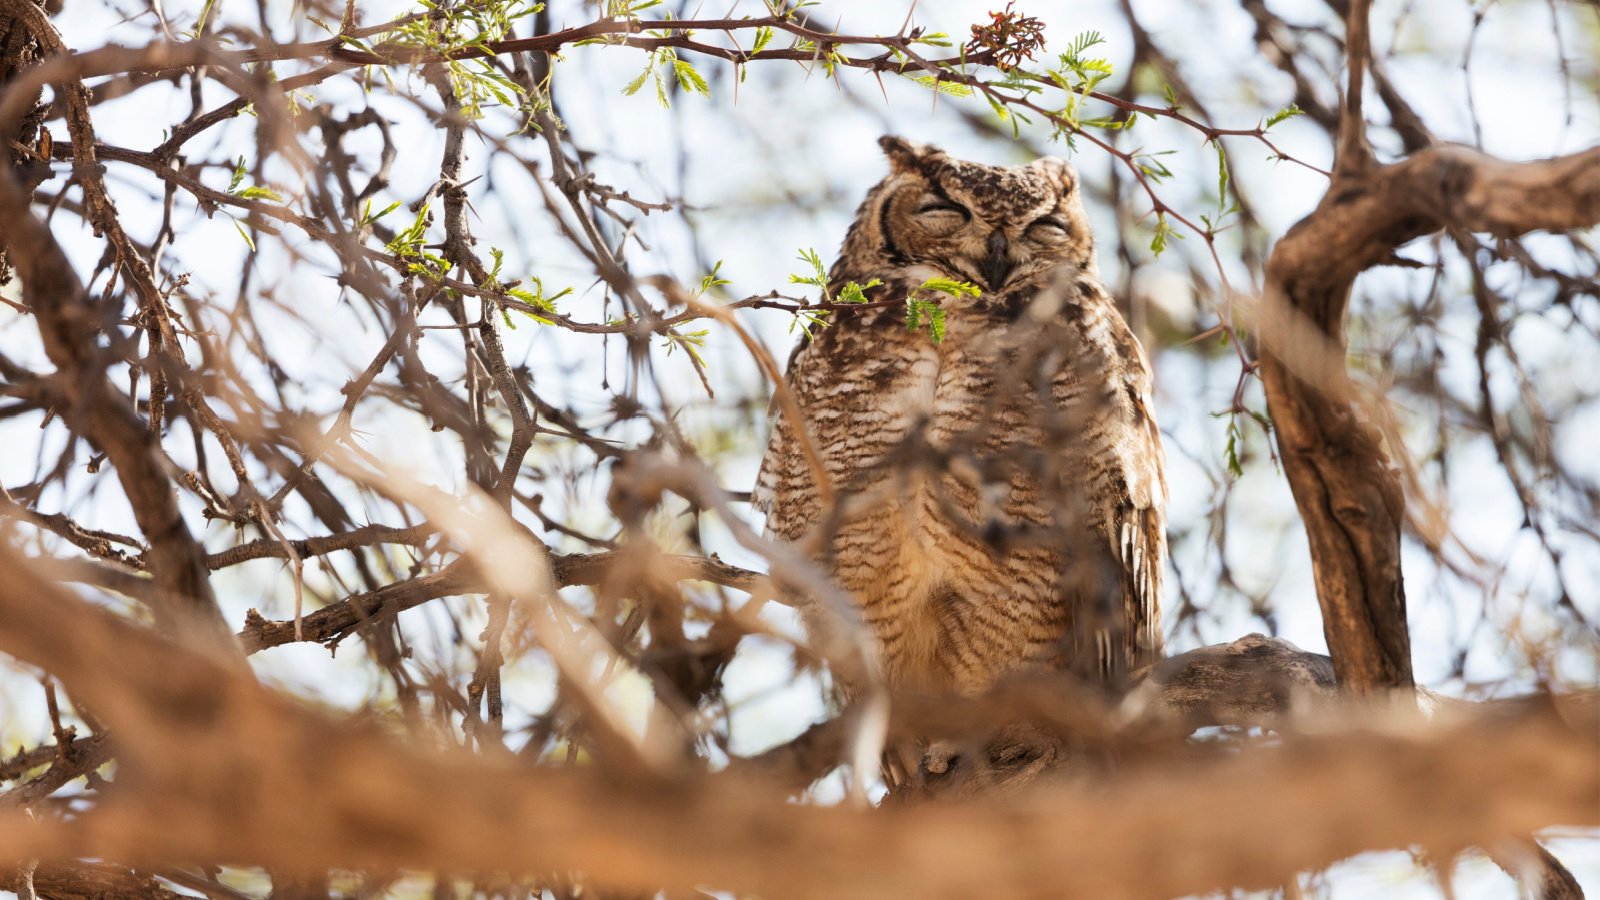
left=754, top=138, right=1166, bottom=701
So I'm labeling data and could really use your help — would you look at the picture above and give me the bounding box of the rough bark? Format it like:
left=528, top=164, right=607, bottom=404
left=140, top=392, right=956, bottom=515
left=0, top=862, right=187, bottom=900
left=0, top=0, right=237, bottom=648
left=0, top=0, right=48, bottom=285
left=1137, top=632, right=1338, bottom=729
left=1257, top=0, right=1600, bottom=697
left=1261, top=145, right=1600, bottom=693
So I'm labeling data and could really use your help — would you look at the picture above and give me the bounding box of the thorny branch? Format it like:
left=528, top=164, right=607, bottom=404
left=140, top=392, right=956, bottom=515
left=0, top=0, right=1595, bottom=895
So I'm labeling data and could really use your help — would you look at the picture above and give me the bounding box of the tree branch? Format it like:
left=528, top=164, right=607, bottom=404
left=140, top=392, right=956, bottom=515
left=204, top=523, right=436, bottom=569
left=0, top=861, right=187, bottom=899
left=0, top=552, right=1592, bottom=900
left=0, top=0, right=234, bottom=648
left=235, top=550, right=766, bottom=654
left=1261, top=144, right=1600, bottom=693
left=1335, top=0, right=1375, bottom=175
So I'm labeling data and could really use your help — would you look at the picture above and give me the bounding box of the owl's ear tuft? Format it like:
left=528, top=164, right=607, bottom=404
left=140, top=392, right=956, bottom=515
left=879, top=135, right=938, bottom=174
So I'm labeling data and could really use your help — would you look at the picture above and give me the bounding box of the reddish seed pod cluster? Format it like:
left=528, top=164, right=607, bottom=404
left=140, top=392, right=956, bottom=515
left=964, top=2, right=1047, bottom=71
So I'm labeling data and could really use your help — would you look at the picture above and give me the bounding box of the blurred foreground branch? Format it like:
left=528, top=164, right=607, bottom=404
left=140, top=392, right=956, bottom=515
left=1, top=548, right=1592, bottom=899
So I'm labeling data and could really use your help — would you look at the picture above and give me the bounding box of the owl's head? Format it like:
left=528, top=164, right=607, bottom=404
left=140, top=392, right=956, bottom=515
left=839, top=136, right=1096, bottom=292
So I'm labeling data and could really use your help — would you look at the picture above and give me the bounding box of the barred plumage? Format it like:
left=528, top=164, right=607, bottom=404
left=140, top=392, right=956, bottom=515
left=755, top=137, right=1166, bottom=707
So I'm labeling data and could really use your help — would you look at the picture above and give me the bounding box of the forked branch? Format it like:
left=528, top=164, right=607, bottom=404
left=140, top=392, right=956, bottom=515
left=1262, top=140, right=1600, bottom=693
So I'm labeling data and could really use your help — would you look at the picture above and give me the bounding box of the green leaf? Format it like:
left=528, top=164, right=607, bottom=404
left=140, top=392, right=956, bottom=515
left=910, top=75, right=973, bottom=96
left=916, top=277, right=981, bottom=299
left=1149, top=211, right=1184, bottom=257
left=901, top=277, right=976, bottom=343
left=662, top=327, right=709, bottom=368
left=186, top=0, right=218, bottom=38
left=360, top=199, right=401, bottom=227
left=751, top=25, right=773, bottom=54
left=787, top=247, right=831, bottom=297
left=905, top=297, right=947, bottom=343
left=235, top=185, right=283, bottom=202
left=836, top=278, right=882, bottom=304
left=506, top=274, right=572, bottom=324
left=1265, top=103, right=1304, bottom=129
left=386, top=203, right=431, bottom=258
left=623, top=61, right=653, bottom=96
left=478, top=70, right=524, bottom=107
left=996, top=68, right=1044, bottom=95
left=1214, top=141, right=1230, bottom=217
left=511, top=283, right=568, bottom=308
left=231, top=217, right=255, bottom=252
left=1066, top=30, right=1105, bottom=59
left=788, top=249, right=855, bottom=335
left=1136, top=150, right=1176, bottom=182
left=1079, top=116, right=1128, bottom=130
left=789, top=309, right=828, bottom=340
left=1054, top=30, right=1115, bottom=97
left=227, top=156, right=247, bottom=194
left=673, top=59, right=711, bottom=97
left=653, top=65, right=669, bottom=107
left=1223, top=418, right=1243, bottom=479
left=698, top=260, right=731, bottom=296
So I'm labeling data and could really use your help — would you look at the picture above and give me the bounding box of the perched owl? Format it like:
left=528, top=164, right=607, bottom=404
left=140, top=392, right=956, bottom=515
left=754, top=136, right=1166, bottom=715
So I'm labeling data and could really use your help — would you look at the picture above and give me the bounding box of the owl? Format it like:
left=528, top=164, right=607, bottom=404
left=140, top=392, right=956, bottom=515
left=754, top=136, right=1166, bottom=727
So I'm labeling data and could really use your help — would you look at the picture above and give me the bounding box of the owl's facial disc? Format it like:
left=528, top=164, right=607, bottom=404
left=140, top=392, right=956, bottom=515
left=900, top=192, right=1012, bottom=289
left=870, top=147, right=1094, bottom=293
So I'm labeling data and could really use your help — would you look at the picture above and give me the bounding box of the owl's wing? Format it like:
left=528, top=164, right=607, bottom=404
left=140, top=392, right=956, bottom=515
left=751, top=339, right=816, bottom=542
left=1054, top=278, right=1167, bottom=677
left=1110, top=376, right=1167, bottom=672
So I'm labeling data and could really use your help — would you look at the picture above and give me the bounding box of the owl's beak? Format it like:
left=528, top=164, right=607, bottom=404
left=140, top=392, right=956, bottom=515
left=982, top=231, right=1012, bottom=290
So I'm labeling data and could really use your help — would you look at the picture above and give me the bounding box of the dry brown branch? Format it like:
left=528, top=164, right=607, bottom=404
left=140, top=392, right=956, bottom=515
left=0, top=2, right=236, bottom=647
left=0, top=176, right=234, bottom=644
left=236, top=559, right=475, bottom=653
left=0, top=490, right=147, bottom=566
left=688, top=637, right=1346, bottom=794
left=0, top=861, right=187, bottom=899
left=204, top=523, right=436, bottom=569
left=0, top=734, right=111, bottom=813
left=1135, top=632, right=1338, bottom=732
left=0, top=550, right=1592, bottom=899
left=234, top=549, right=763, bottom=654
